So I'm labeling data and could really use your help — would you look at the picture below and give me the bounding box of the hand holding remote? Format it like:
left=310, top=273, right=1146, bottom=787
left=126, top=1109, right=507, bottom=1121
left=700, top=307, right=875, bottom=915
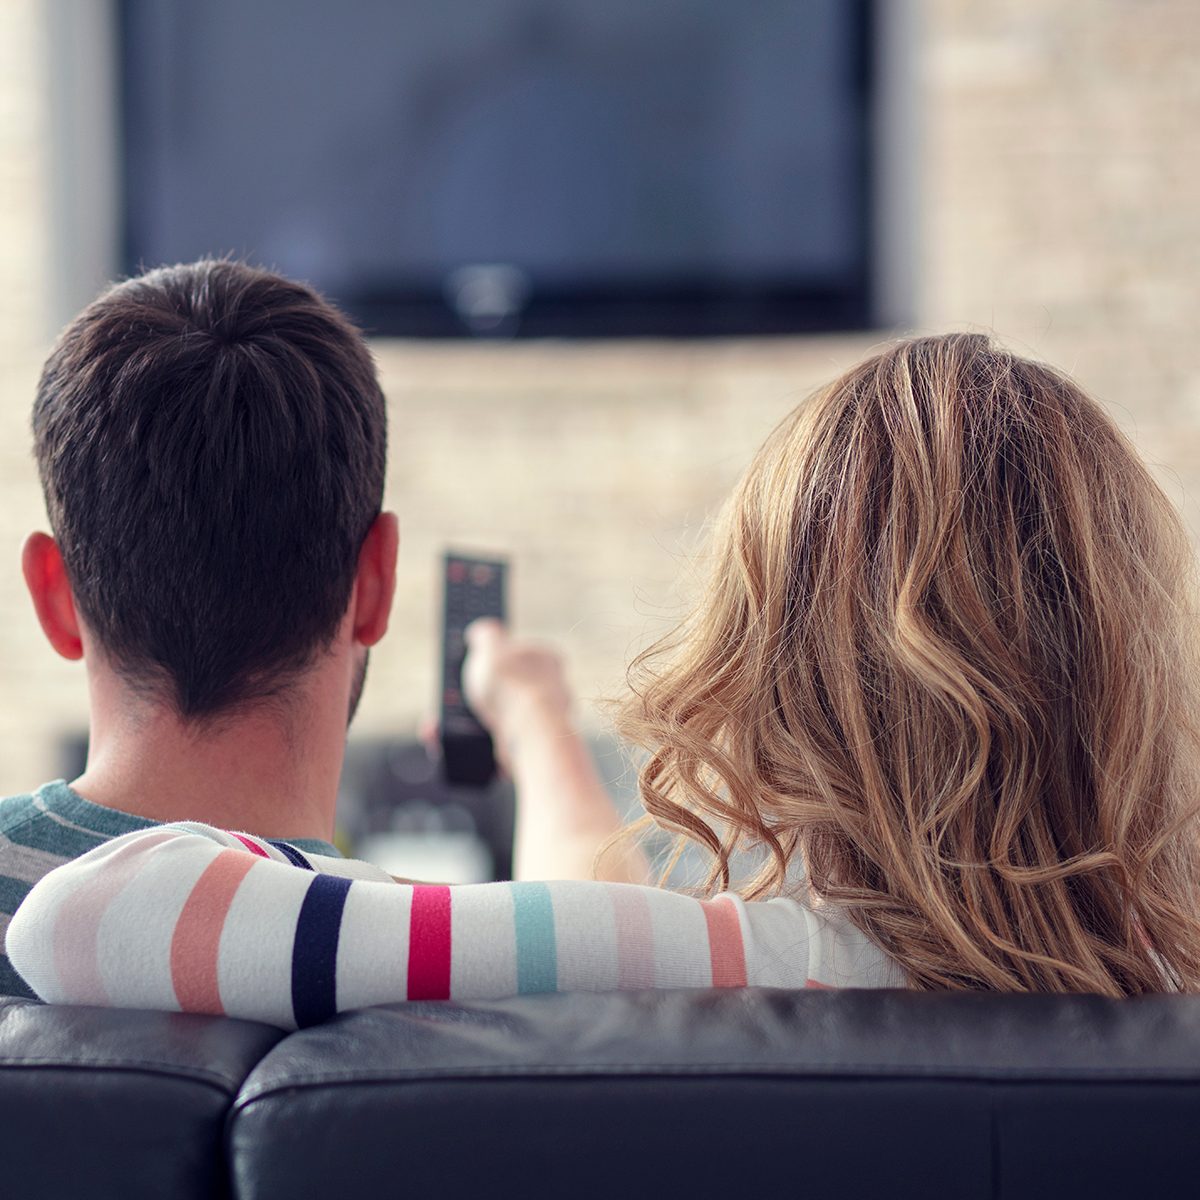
left=463, top=619, right=652, bottom=885
left=440, top=553, right=507, bottom=786
left=462, top=619, right=573, bottom=771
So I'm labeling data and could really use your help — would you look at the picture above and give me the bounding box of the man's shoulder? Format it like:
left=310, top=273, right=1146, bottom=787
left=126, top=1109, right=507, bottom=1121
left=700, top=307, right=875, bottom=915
left=1, top=784, right=132, bottom=911
left=0, top=782, right=162, bottom=920
left=0, top=790, right=40, bottom=835
left=0, top=781, right=154, bottom=860
left=0, top=782, right=162, bottom=999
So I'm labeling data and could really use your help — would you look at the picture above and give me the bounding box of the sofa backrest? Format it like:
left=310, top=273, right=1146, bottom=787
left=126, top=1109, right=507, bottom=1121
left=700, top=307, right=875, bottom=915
left=6, top=988, right=1200, bottom=1199
left=0, top=997, right=283, bottom=1200
left=228, top=989, right=1200, bottom=1200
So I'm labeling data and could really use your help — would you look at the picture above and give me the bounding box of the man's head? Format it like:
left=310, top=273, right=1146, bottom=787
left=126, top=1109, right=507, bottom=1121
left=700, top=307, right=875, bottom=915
left=26, top=259, right=393, bottom=720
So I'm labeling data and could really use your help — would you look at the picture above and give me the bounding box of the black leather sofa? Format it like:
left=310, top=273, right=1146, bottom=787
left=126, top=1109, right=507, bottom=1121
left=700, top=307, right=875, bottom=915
left=4, top=988, right=1200, bottom=1199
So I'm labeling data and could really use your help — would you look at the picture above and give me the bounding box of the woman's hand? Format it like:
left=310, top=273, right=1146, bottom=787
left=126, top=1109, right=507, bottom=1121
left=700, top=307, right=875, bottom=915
left=461, top=619, right=572, bottom=770
left=460, top=619, right=650, bottom=886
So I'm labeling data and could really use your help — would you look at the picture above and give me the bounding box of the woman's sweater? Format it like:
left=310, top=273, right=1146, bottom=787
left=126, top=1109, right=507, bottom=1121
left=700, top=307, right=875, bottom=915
left=7, top=823, right=903, bottom=1029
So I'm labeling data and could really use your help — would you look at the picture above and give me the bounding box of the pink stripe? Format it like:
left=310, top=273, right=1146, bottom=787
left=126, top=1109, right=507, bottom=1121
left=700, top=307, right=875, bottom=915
left=609, top=886, right=656, bottom=989
left=233, top=834, right=271, bottom=858
left=170, top=850, right=259, bottom=1015
left=805, top=979, right=836, bottom=990
left=700, top=897, right=748, bottom=988
left=407, top=885, right=452, bottom=1000
left=54, top=831, right=178, bottom=1004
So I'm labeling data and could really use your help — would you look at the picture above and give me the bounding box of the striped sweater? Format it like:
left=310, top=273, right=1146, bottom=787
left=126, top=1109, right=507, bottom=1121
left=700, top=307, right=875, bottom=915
left=7, top=823, right=904, bottom=1028
left=0, top=781, right=341, bottom=999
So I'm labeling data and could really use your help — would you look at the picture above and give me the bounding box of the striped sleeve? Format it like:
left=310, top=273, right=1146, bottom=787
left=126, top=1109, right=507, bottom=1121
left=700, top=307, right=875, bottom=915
left=163, top=823, right=395, bottom=882
left=6, top=824, right=898, bottom=1030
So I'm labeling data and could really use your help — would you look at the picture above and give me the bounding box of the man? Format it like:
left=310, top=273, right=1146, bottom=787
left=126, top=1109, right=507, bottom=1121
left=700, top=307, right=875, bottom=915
left=0, top=258, right=642, bottom=999
left=0, top=259, right=399, bottom=995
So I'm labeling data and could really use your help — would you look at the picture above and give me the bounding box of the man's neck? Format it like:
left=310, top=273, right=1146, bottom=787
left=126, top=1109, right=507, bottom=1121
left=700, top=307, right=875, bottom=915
left=71, top=680, right=347, bottom=843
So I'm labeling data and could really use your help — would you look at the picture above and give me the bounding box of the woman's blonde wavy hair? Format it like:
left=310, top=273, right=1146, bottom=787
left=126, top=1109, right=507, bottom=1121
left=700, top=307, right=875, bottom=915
left=618, top=332, right=1200, bottom=994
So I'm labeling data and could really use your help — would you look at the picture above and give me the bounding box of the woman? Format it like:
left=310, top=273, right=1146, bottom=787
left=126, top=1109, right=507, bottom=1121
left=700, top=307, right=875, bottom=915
left=11, top=333, right=1200, bottom=1025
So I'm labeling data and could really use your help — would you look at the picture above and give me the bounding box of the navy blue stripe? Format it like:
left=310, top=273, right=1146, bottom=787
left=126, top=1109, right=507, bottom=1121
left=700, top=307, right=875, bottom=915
left=269, top=839, right=314, bottom=871
left=290, top=875, right=353, bottom=1027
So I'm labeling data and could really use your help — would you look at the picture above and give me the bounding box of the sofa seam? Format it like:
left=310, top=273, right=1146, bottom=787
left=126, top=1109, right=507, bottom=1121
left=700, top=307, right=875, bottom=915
left=232, top=1060, right=1200, bottom=1107
left=0, top=1055, right=256, bottom=1092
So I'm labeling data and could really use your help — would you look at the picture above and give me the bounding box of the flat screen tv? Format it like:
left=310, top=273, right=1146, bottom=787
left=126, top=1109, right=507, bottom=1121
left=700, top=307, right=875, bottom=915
left=119, top=0, right=875, bottom=337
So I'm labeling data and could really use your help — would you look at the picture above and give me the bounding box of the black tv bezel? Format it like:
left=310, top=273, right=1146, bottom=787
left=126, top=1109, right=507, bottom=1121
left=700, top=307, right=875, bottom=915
left=118, top=0, right=877, bottom=340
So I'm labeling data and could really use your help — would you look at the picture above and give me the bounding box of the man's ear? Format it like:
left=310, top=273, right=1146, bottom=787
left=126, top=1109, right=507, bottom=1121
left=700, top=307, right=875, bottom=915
left=350, top=512, right=399, bottom=648
left=22, top=532, right=84, bottom=660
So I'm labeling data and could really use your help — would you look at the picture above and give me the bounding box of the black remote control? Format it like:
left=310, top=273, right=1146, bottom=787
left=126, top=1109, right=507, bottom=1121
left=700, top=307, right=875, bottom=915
left=440, top=552, right=508, bottom=787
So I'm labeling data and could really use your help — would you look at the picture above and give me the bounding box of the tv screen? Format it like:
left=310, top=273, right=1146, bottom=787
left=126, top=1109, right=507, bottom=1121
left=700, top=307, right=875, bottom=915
left=119, top=0, right=874, bottom=337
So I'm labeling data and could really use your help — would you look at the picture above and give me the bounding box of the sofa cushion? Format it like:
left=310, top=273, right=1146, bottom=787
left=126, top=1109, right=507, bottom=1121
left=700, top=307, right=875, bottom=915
left=229, top=988, right=1200, bottom=1200
left=0, top=997, right=283, bottom=1200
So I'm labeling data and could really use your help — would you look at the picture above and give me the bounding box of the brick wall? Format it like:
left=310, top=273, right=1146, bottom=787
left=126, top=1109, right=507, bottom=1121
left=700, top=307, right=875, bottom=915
left=922, top=0, right=1200, bottom=526
left=0, top=0, right=1196, bottom=793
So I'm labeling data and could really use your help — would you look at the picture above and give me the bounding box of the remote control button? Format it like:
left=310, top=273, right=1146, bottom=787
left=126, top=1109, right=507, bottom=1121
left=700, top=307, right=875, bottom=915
left=471, top=564, right=493, bottom=586
left=448, top=561, right=467, bottom=583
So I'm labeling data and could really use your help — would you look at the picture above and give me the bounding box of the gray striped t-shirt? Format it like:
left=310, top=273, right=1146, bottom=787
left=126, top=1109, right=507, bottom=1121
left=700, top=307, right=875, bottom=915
left=0, top=780, right=341, bottom=999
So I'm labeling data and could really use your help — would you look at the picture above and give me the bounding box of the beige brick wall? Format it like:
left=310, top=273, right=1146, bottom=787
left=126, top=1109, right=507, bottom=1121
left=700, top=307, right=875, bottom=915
left=922, top=0, right=1200, bottom=509
left=0, top=0, right=1196, bottom=793
left=0, top=0, right=79, bottom=790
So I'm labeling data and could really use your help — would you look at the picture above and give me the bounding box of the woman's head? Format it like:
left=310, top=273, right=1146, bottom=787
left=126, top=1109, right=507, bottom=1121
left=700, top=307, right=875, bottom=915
left=622, top=332, right=1200, bottom=994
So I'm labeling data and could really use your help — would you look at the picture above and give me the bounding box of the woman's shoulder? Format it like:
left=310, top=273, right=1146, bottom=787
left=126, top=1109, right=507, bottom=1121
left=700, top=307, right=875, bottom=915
left=728, top=892, right=907, bottom=991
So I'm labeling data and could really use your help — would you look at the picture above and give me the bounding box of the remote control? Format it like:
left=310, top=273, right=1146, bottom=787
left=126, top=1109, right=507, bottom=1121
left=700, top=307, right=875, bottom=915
left=440, top=552, right=508, bottom=787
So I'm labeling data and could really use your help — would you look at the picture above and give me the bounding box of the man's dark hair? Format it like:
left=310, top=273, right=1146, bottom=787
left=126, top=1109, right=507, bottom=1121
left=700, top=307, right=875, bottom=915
left=33, top=259, right=387, bottom=718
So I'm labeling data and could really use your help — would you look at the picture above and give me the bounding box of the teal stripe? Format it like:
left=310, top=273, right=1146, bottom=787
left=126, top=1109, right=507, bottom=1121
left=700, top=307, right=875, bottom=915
left=30, top=782, right=158, bottom=839
left=0, top=821, right=103, bottom=860
left=510, top=882, right=558, bottom=994
left=0, top=786, right=150, bottom=859
left=0, top=874, right=33, bottom=914
left=0, top=954, right=35, bottom=1000
left=0, top=796, right=39, bottom=829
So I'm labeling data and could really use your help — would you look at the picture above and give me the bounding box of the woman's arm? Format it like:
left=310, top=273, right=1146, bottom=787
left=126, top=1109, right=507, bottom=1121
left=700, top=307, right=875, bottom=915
left=6, top=823, right=836, bottom=1029
left=462, top=620, right=651, bottom=885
